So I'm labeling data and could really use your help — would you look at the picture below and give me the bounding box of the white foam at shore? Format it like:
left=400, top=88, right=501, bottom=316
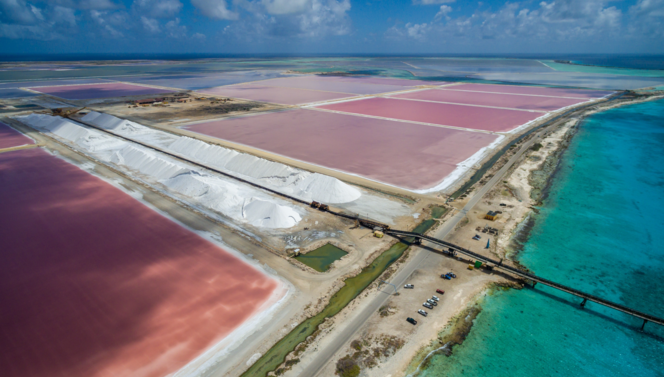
left=82, top=111, right=361, bottom=204
left=413, top=134, right=505, bottom=194
left=20, top=113, right=303, bottom=229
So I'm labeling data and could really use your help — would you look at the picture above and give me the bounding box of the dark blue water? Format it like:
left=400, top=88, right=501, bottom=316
left=416, top=99, right=664, bottom=376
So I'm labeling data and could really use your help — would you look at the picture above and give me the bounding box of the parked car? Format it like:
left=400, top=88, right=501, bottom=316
left=404, top=284, right=414, bottom=289
left=441, top=274, right=451, bottom=280
left=436, top=289, right=445, bottom=295
left=448, top=272, right=457, bottom=278
left=423, top=302, right=433, bottom=310
left=431, top=295, right=440, bottom=301
left=427, top=299, right=437, bottom=306
left=407, top=317, right=417, bottom=325
left=418, top=309, right=428, bottom=317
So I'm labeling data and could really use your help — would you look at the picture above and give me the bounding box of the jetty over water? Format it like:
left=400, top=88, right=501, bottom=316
left=384, top=228, right=664, bottom=331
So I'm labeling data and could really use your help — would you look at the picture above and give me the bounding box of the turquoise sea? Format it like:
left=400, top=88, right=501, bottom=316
left=417, top=99, right=664, bottom=376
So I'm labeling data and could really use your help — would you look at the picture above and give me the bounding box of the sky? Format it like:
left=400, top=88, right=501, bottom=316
left=0, top=0, right=663, bottom=55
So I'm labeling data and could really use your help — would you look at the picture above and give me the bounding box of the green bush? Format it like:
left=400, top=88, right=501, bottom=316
left=336, top=356, right=361, bottom=377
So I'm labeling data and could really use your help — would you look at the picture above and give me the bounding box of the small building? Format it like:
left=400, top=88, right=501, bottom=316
left=133, top=98, right=164, bottom=106
left=484, top=211, right=499, bottom=221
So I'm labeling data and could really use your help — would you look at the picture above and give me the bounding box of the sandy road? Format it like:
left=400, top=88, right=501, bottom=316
left=299, top=118, right=554, bottom=377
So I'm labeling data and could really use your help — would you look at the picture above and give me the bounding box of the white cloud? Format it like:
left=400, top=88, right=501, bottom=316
left=53, top=6, right=77, bottom=26
left=0, top=0, right=41, bottom=24
left=406, top=22, right=428, bottom=39
left=191, top=0, right=238, bottom=20
left=434, top=4, right=452, bottom=21
left=90, top=9, right=125, bottom=37
left=629, top=0, right=664, bottom=38
left=164, top=17, right=187, bottom=37
left=261, top=0, right=310, bottom=15
left=412, top=0, right=454, bottom=4
left=141, top=15, right=159, bottom=32
left=133, top=0, right=182, bottom=18
left=223, top=0, right=350, bottom=39
left=77, top=0, right=122, bottom=10
left=390, top=0, right=627, bottom=42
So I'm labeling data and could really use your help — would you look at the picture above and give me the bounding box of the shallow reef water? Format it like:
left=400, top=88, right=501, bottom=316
left=417, top=99, right=664, bottom=377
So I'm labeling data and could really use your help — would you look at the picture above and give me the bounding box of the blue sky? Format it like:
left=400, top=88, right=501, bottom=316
left=1, top=0, right=663, bottom=55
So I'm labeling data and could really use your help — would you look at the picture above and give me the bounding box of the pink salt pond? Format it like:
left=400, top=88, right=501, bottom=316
left=392, top=88, right=589, bottom=111
left=441, top=83, right=614, bottom=99
left=199, top=84, right=353, bottom=105
left=27, top=82, right=169, bottom=100
left=253, top=76, right=417, bottom=94
left=318, top=97, right=543, bottom=132
left=0, top=122, right=34, bottom=149
left=0, top=148, right=280, bottom=377
left=185, top=109, right=499, bottom=191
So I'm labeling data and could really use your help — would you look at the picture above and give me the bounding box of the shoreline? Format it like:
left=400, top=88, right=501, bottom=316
left=396, top=93, right=664, bottom=377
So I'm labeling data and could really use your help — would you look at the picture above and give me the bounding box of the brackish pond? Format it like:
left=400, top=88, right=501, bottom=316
left=295, top=244, right=348, bottom=272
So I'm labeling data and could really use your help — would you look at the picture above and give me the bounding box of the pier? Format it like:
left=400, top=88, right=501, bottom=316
left=384, top=228, right=664, bottom=331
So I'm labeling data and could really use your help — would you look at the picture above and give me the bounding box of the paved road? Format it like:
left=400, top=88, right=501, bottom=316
left=300, top=125, right=552, bottom=377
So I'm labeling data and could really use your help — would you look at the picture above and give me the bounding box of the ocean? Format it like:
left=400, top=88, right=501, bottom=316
left=416, top=99, right=664, bottom=376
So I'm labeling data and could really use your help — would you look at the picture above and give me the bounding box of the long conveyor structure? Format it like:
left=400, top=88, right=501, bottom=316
left=384, top=228, right=664, bottom=331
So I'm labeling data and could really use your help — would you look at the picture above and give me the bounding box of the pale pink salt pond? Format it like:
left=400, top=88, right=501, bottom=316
left=27, top=82, right=169, bottom=100
left=256, top=76, right=415, bottom=94
left=185, top=109, right=499, bottom=190
left=199, top=84, right=354, bottom=105
left=391, top=88, right=588, bottom=111
left=318, top=97, right=542, bottom=132
left=442, top=83, right=614, bottom=99
left=0, top=122, right=34, bottom=149
left=0, top=148, right=280, bottom=377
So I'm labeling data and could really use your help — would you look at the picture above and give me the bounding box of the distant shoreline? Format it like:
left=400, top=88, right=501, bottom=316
left=553, top=59, right=664, bottom=71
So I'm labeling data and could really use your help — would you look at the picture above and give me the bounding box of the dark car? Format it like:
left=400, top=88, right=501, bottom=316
left=407, top=317, right=417, bottom=325
left=436, top=289, right=445, bottom=294
left=448, top=272, right=457, bottom=278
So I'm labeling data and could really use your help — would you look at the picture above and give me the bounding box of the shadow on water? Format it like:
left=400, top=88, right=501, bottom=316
left=526, top=284, right=664, bottom=342
left=241, top=219, right=437, bottom=377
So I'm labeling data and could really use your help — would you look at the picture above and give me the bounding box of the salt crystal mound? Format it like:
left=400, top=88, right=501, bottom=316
left=82, top=111, right=361, bottom=204
left=18, top=114, right=303, bottom=229
left=82, top=111, right=178, bottom=147
left=111, top=145, right=188, bottom=181
left=243, top=198, right=302, bottom=229
left=295, top=173, right=361, bottom=203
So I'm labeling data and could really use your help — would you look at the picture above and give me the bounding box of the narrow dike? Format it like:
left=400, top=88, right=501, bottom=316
left=241, top=219, right=437, bottom=377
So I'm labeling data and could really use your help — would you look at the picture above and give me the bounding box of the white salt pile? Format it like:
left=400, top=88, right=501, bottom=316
left=81, top=111, right=361, bottom=204
left=19, top=114, right=303, bottom=229
left=295, top=173, right=361, bottom=203
left=243, top=199, right=302, bottom=228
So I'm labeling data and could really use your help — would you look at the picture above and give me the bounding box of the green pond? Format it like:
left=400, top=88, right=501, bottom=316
left=241, top=219, right=436, bottom=377
left=295, top=244, right=348, bottom=272
left=430, top=206, right=448, bottom=219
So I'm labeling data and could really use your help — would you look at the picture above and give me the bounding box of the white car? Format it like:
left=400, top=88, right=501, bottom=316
left=418, top=309, right=428, bottom=317
left=432, top=295, right=440, bottom=301
left=404, top=284, right=414, bottom=289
